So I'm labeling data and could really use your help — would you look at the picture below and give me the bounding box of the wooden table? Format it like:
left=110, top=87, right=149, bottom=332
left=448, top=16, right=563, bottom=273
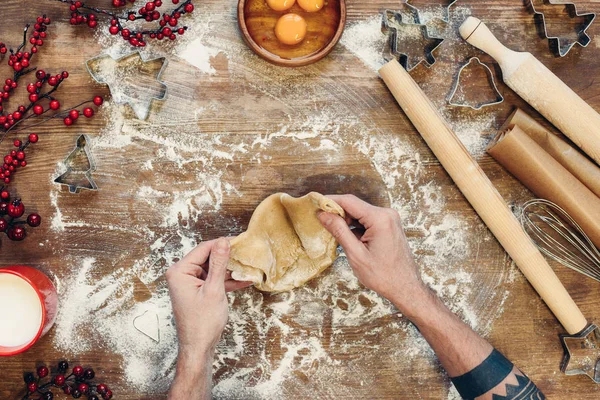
left=1, top=0, right=599, bottom=398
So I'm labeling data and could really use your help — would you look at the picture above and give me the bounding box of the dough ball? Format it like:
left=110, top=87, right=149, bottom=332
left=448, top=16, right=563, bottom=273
left=228, top=192, right=344, bottom=292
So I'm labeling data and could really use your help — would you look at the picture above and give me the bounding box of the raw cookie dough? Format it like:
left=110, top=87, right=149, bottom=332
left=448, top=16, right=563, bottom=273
left=228, top=192, right=345, bottom=292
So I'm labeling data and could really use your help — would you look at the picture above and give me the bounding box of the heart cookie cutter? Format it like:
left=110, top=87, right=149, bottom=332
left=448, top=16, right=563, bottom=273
left=527, top=0, right=596, bottom=57
left=133, top=310, right=161, bottom=343
left=447, top=57, right=504, bottom=110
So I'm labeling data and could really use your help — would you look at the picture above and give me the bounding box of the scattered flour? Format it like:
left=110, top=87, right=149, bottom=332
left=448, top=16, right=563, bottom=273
left=48, top=1, right=512, bottom=398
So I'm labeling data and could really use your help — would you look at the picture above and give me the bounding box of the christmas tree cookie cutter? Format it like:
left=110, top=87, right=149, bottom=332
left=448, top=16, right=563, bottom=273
left=528, top=0, right=596, bottom=57
left=54, top=135, right=98, bottom=194
left=448, top=57, right=504, bottom=110
left=381, top=9, right=445, bottom=71
left=85, top=51, right=168, bottom=120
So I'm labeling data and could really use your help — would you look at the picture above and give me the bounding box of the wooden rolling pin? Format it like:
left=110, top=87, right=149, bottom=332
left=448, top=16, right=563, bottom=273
left=379, top=59, right=587, bottom=335
left=459, top=17, right=600, bottom=166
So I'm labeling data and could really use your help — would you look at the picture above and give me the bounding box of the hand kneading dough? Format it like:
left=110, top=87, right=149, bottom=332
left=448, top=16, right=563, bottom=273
left=228, top=192, right=345, bottom=292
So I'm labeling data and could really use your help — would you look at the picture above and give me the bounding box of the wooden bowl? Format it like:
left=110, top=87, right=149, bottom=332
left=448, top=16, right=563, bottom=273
left=238, top=0, right=347, bottom=67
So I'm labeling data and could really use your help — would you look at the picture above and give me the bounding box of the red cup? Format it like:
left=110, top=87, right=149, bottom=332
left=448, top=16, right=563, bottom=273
left=0, top=266, right=58, bottom=356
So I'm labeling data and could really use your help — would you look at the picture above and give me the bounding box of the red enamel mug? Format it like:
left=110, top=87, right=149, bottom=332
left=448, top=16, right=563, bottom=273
left=0, top=266, right=58, bottom=356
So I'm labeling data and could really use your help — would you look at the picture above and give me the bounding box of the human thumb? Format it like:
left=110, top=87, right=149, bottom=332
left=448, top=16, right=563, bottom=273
left=207, top=238, right=230, bottom=286
left=318, top=211, right=363, bottom=259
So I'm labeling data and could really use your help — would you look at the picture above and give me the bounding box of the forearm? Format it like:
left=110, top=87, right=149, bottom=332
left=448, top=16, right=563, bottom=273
left=395, top=287, right=544, bottom=399
left=168, top=347, right=214, bottom=400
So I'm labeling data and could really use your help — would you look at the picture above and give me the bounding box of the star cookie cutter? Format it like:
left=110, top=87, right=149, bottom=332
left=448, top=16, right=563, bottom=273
left=85, top=51, right=168, bottom=120
left=527, top=0, right=596, bottom=57
left=381, top=9, right=445, bottom=71
left=448, top=57, right=504, bottom=110
left=54, top=135, right=98, bottom=194
left=407, top=0, right=458, bottom=23
left=560, top=323, right=600, bottom=383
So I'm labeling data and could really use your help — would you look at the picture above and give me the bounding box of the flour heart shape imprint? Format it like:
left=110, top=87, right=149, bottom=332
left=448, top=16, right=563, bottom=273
left=133, top=310, right=160, bottom=343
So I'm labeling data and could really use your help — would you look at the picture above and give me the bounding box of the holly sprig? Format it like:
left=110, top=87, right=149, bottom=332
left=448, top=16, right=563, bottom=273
left=56, top=0, right=195, bottom=47
left=21, top=361, right=113, bottom=400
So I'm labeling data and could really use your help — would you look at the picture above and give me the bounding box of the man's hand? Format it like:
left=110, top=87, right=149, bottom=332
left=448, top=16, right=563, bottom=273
left=166, top=238, right=252, bottom=399
left=318, top=195, right=428, bottom=316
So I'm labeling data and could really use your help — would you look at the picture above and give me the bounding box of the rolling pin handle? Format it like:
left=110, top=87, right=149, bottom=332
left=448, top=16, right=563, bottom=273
left=459, top=17, right=516, bottom=65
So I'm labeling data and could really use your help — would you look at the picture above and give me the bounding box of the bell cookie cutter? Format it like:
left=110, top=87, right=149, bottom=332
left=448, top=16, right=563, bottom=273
left=447, top=57, right=504, bottom=110
left=54, top=135, right=98, bottom=194
left=528, top=0, right=596, bottom=57
left=381, top=9, right=445, bottom=71
left=85, top=51, right=168, bottom=120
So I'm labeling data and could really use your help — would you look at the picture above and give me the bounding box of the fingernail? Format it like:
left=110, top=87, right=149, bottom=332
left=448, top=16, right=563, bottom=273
left=215, top=238, right=230, bottom=254
left=318, top=211, right=332, bottom=226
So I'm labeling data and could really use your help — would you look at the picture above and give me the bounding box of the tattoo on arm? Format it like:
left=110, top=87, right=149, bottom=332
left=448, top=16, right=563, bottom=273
left=451, top=349, right=545, bottom=400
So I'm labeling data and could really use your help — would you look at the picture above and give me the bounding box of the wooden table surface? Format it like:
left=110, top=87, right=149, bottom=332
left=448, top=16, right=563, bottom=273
left=1, top=0, right=600, bottom=398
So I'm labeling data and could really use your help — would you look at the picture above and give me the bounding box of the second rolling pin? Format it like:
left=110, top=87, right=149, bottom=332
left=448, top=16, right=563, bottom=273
left=460, top=17, right=600, bottom=166
left=379, top=59, right=587, bottom=335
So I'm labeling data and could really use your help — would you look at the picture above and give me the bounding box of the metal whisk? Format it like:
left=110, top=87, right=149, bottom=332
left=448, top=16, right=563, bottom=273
left=521, top=199, right=600, bottom=283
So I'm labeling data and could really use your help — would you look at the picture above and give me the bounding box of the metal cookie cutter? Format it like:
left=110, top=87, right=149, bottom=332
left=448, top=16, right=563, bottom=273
left=381, top=9, right=445, bottom=71
left=448, top=57, right=504, bottom=110
left=560, top=324, right=600, bottom=383
left=86, top=51, right=168, bottom=120
left=528, top=0, right=596, bottom=57
left=407, top=0, right=458, bottom=23
left=54, top=135, right=98, bottom=194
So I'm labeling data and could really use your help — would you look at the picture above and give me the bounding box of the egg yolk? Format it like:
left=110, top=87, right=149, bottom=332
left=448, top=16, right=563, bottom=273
left=297, top=0, right=324, bottom=12
left=266, top=0, right=296, bottom=12
left=275, top=14, right=308, bottom=45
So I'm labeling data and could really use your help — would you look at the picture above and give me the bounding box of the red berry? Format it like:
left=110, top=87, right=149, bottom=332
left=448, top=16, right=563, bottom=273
left=84, top=368, right=95, bottom=379
left=88, top=20, right=98, bottom=28
left=27, top=382, right=37, bottom=392
left=27, top=213, right=41, bottom=227
left=8, top=200, right=24, bottom=218
left=0, top=219, right=7, bottom=232
left=27, top=83, right=37, bottom=93
left=69, top=109, right=79, bottom=120
left=93, top=96, right=104, bottom=106
left=13, top=62, right=23, bottom=72
left=21, top=59, right=29, bottom=68
left=8, top=226, right=26, bottom=241
left=96, top=384, right=107, bottom=394
left=13, top=111, right=22, bottom=120
left=29, top=93, right=39, bottom=102
left=78, top=383, right=89, bottom=394
left=184, top=3, right=194, bottom=12
left=4, top=156, right=12, bottom=165
left=162, top=27, right=172, bottom=36
left=83, top=107, right=94, bottom=118
left=48, top=76, right=58, bottom=86
left=121, top=28, right=131, bottom=37
left=73, top=366, right=84, bottom=377
left=103, top=390, right=113, bottom=400
left=63, top=117, right=73, bottom=126
left=13, top=140, right=20, bottom=147
left=33, top=105, right=43, bottom=115
left=16, top=151, right=25, bottom=161
left=20, top=161, right=26, bottom=167
left=54, top=374, right=65, bottom=386
left=62, top=71, right=69, bottom=79
left=0, top=191, right=8, bottom=200
left=37, top=366, right=49, bottom=378
left=109, top=26, right=119, bottom=35
left=63, top=385, right=73, bottom=395
left=29, top=133, right=39, bottom=143
left=49, top=100, right=60, bottom=110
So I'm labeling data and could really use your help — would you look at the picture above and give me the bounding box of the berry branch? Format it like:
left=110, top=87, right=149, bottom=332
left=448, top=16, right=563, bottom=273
left=56, top=0, right=195, bottom=47
left=21, top=361, right=113, bottom=400
left=0, top=16, right=105, bottom=243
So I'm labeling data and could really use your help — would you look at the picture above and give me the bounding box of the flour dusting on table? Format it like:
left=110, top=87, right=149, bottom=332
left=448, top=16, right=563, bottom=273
left=49, top=2, right=510, bottom=398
